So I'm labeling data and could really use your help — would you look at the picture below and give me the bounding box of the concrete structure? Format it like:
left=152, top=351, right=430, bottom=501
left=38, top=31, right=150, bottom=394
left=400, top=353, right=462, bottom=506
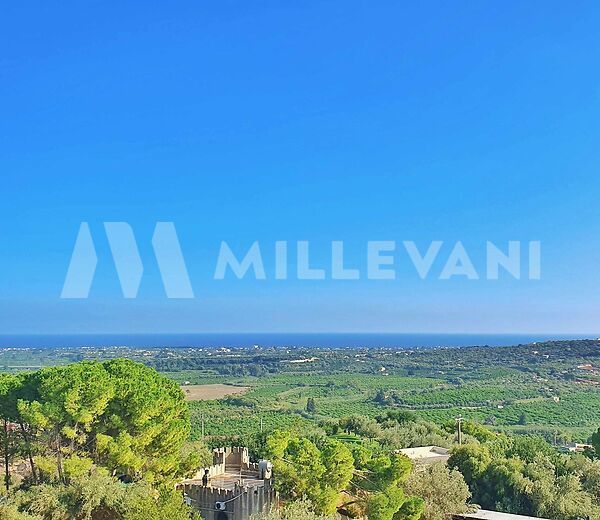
left=396, top=445, right=450, bottom=464
left=453, top=510, right=550, bottom=520
left=179, top=447, right=277, bottom=520
left=561, top=442, right=593, bottom=453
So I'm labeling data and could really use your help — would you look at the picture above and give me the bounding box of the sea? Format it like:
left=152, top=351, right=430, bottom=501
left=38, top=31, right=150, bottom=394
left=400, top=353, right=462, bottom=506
left=0, top=333, right=595, bottom=349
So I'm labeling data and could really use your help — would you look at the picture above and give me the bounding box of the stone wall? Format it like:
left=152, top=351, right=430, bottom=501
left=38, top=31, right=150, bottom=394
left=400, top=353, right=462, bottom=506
left=181, top=479, right=277, bottom=520
left=179, top=447, right=278, bottom=520
left=213, top=446, right=252, bottom=470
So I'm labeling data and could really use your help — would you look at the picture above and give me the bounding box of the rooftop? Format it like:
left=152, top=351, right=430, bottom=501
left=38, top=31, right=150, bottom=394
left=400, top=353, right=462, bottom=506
left=181, top=469, right=266, bottom=491
left=397, top=445, right=450, bottom=464
left=179, top=447, right=272, bottom=492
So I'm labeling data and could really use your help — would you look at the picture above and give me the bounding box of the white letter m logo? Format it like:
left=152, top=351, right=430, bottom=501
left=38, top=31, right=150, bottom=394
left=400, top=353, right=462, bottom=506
left=61, top=222, right=194, bottom=299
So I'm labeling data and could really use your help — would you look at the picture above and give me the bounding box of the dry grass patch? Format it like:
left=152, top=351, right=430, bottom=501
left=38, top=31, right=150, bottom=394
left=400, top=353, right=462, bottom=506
left=181, top=384, right=250, bottom=401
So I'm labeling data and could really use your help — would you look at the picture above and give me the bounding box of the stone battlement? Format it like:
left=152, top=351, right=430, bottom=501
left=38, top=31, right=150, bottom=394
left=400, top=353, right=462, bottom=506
left=186, top=447, right=267, bottom=483
left=213, top=446, right=252, bottom=471
left=178, top=447, right=276, bottom=520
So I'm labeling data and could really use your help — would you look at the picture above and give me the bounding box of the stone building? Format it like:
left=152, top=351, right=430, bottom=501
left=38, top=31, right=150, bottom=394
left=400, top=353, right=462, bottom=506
left=179, top=447, right=277, bottom=520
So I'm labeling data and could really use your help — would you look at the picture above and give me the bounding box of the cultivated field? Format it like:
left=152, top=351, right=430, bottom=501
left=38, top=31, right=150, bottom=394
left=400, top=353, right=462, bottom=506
left=181, top=383, right=250, bottom=401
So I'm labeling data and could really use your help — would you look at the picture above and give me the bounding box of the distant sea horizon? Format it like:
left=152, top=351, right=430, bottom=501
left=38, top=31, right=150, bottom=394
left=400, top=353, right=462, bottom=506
left=0, top=333, right=597, bottom=349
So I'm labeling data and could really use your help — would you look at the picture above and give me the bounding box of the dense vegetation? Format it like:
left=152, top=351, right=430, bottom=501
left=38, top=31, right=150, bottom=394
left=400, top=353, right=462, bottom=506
left=4, top=339, right=600, bottom=443
left=263, top=429, right=423, bottom=519
left=449, top=429, right=600, bottom=519
left=2, top=338, right=600, bottom=519
left=0, top=360, right=200, bottom=519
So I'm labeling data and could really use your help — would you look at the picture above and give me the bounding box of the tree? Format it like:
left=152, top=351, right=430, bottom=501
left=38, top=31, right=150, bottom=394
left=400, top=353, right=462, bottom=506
left=181, top=440, right=212, bottom=471
left=306, top=398, right=317, bottom=414
left=522, top=454, right=599, bottom=520
left=562, top=453, right=600, bottom=501
left=507, top=435, right=554, bottom=464
left=338, top=416, right=382, bottom=439
left=403, top=462, right=472, bottom=520
left=22, top=362, right=116, bottom=482
left=320, top=439, right=355, bottom=510
left=395, top=496, right=425, bottom=520
left=448, top=444, right=492, bottom=487
left=374, top=389, right=388, bottom=405
left=366, top=485, right=406, bottom=520
left=377, top=410, right=417, bottom=426
left=591, top=427, right=600, bottom=459
left=484, top=416, right=497, bottom=426
left=0, top=469, right=201, bottom=520
left=0, top=374, right=21, bottom=490
left=12, top=371, right=43, bottom=483
left=0, top=360, right=199, bottom=519
left=449, top=437, right=600, bottom=520
left=265, top=431, right=354, bottom=515
left=94, top=359, right=191, bottom=483
left=460, top=421, right=498, bottom=443
left=7, top=360, right=192, bottom=485
left=350, top=445, right=423, bottom=520
left=253, top=498, right=339, bottom=520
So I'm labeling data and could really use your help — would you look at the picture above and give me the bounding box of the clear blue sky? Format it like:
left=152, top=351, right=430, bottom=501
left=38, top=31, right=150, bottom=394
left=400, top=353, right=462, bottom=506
left=2, top=2, right=600, bottom=334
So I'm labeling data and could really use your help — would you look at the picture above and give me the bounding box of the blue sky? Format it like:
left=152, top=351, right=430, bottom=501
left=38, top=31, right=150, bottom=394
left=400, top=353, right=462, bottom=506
left=1, top=1, right=600, bottom=334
